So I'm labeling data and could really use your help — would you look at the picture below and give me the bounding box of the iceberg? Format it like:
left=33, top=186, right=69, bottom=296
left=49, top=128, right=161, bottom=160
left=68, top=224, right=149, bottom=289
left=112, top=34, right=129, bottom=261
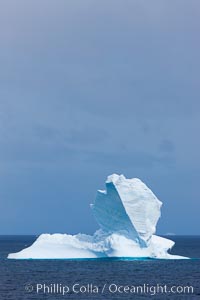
left=8, top=174, right=187, bottom=259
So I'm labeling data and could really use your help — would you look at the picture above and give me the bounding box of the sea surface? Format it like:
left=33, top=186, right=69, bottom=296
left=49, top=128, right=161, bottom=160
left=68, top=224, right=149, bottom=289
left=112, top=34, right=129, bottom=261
left=0, top=235, right=200, bottom=299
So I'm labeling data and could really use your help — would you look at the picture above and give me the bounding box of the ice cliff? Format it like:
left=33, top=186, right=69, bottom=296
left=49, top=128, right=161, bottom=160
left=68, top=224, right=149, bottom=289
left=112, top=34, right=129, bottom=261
left=8, top=174, right=187, bottom=259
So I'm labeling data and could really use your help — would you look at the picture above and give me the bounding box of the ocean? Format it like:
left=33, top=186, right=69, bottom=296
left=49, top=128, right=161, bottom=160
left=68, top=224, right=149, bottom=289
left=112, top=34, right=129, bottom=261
left=0, top=235, right=200, bottom=299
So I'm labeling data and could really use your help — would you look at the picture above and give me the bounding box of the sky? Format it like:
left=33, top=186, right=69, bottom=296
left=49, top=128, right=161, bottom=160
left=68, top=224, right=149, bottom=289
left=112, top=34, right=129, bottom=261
left=0, top=0, right=200, bottom=235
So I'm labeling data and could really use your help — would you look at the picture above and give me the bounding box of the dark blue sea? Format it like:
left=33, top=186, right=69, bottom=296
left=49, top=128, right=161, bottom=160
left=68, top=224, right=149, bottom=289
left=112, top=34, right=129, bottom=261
left=0, top=235, right=200, bottom=299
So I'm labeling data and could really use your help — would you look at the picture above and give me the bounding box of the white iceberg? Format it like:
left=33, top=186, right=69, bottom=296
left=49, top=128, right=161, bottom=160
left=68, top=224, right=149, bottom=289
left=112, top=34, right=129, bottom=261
left=8, top=174, right=187, bottom=259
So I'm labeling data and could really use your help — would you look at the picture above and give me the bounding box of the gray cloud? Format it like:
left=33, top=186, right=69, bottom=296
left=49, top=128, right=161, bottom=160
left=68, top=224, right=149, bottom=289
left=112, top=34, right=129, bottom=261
left=0, top=0, right=200, bottom=234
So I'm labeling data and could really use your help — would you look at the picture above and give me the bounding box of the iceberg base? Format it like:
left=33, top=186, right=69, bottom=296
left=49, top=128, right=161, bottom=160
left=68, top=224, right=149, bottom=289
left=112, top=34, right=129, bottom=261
left=8, top=231, right=188, bottom=260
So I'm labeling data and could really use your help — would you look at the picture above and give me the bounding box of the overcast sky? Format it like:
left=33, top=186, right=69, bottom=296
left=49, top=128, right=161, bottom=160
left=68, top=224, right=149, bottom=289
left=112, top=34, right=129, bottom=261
left=0, top=0, right=200, bottom=235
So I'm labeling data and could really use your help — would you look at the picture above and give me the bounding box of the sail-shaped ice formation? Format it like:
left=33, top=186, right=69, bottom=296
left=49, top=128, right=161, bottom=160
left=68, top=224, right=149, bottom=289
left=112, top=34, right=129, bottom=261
left=91, top=174, right=162, bottom=247
left=8, top=174, right=187, bottom=259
